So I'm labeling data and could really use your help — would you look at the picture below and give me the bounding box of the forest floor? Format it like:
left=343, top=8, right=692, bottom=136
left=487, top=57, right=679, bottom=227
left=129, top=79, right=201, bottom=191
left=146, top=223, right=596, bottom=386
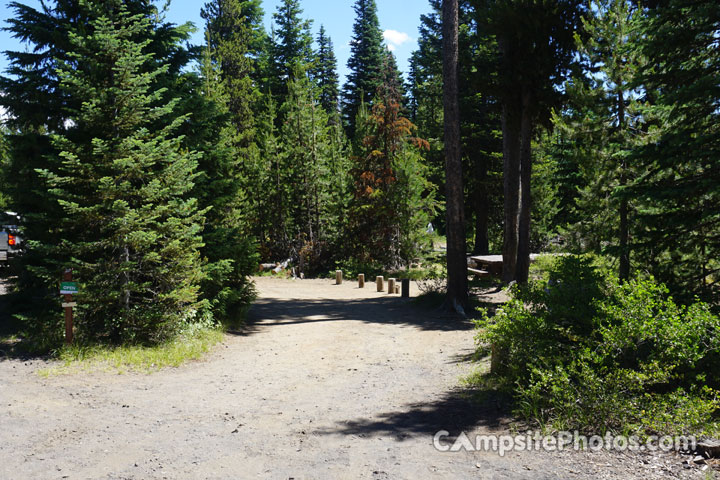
left=0, top=276, right=714, bottom=479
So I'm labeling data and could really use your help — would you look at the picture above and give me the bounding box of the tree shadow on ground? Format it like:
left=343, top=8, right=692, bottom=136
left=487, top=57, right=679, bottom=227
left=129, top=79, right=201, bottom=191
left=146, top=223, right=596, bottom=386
left=315, top=386, right=514, bottom=442
left=0, top=292, right=52, bottom=361
left=230, top=296, right=475, bottom=337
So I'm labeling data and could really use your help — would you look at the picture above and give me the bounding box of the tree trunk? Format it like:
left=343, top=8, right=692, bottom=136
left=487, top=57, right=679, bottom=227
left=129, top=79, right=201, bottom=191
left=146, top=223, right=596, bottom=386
left=473, top=155, right=490, bottom=255
left=515, top=90, right=533, bottom=283
left=442, top=0, right=467, bottom=313
left=619, top=195, right=629, bottom=281
left=617, top=89, right=630, bottom=282
left=501, top=94, right=521, bottom=283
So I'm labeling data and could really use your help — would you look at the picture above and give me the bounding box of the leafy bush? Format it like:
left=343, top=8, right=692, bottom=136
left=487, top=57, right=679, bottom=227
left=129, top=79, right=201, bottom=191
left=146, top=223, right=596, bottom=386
left=475, top=255, right=720, bottom=436
left=415, top=263, right=447, bottom=295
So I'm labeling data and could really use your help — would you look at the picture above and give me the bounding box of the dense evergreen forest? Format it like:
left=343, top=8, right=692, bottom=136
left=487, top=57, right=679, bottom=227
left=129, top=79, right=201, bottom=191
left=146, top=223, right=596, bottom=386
left=0, top=0, right=718, bottom=347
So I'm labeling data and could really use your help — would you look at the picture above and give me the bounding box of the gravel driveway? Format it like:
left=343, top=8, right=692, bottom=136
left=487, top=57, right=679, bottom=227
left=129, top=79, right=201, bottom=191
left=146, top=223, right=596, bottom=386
left=0, top=276, right=711, bottom=479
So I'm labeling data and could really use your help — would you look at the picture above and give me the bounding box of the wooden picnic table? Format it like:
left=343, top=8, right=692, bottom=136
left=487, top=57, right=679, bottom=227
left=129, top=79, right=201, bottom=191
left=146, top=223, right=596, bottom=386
left=469, top=254, right=540, bottom=276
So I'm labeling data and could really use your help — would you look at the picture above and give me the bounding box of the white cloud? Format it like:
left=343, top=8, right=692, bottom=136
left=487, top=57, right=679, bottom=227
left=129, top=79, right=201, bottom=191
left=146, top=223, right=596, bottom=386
left=383, top=30, right=411, bottom=49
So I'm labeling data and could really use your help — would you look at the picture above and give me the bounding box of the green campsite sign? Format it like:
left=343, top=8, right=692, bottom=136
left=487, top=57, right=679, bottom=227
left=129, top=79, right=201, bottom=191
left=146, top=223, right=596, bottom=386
left=60, top=282, right=79, bottom=295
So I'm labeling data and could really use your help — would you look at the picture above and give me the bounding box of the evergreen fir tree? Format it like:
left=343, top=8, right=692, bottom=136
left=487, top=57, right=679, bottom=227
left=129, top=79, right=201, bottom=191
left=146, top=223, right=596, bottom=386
left=313, top=25, right=340, bottom=116
left=557, top=0, right=646, bottom=280
left=480, top=0, right=586, bottom=282
left=274, top=72, right=350, bottom=273
left=632, top=0, right=720, bottom=303
left=348, top=64, right=437, bottom=268
left=342, top=0, right=385, bottom=136
left=270, top=0, right=315, bottom=99
left=256, top=23, right=282, bottom=98
left=407, top=4, right=444, bottom=185
left=201, top=0, right=265, bottom=141
left=0, top=0, right=204, bottom=344
left=191, top=47, right=258, bottom=322
left=256, top=92, right=284, bottom=257
left=381, top=49, right=408, bottom=107
left=198, top=0, right=270, bottom=321
left=39, top=3, right=205, bottom=343
left=324, top=119, right=353, bottom=248
left=408, top=0, right=443, bottom=129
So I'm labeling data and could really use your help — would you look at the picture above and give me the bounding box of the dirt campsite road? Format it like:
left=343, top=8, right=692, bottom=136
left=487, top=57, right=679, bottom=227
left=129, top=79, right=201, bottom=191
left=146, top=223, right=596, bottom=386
left=0, top=276, right=711, bottom=479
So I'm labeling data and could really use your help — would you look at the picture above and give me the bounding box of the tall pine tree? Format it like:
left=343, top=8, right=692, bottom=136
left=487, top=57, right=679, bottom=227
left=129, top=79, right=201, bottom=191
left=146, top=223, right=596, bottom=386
left=342, top=0, right=385, bottom=136
left=268, top=0, right=314, bottom=102
left=479, top=0, right=586, bottom=282
left=189, top=48, right=259, bottom=323
left=632, top=0, right=720, bottom=304
left=1, top=0, right=206, bottom=344
left=313, top=25, right=340, bottom=116
left=44, top=3, right=204, bottom=343
left=273, top=74, right=351, bottom=273
left=199, top=0, right=267, bottom=321
left=201, top=0, right=264, bottom=141
left=348, top=57, right=437, bottom=268
left=557, top=0, right=646, bottom=280
left=412, top=0, right=503, bottom=255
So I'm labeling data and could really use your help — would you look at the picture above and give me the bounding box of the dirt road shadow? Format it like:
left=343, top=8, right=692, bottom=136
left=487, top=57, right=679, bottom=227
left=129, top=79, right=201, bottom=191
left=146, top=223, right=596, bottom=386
left=239, top=297, right=475, bottom=336
left=315, top=387, right=513, bottom=441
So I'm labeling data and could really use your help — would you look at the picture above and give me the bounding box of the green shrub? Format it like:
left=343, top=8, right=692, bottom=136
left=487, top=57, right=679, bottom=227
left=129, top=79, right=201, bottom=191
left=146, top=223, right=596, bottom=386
left=415, top=263, right=447, bottom=295
left=475, top=255, right=720, bottom=436
left=331, top=258, right=386, bottom=281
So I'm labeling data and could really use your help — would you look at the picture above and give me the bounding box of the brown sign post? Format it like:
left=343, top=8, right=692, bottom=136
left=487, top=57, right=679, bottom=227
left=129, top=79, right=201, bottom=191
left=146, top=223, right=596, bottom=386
left=61, top=269, right=75, bottom=345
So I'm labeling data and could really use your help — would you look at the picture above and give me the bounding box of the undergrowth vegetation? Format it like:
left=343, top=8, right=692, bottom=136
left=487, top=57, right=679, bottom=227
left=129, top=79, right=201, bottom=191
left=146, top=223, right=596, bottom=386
left=473, top=255, right=720, bottom=437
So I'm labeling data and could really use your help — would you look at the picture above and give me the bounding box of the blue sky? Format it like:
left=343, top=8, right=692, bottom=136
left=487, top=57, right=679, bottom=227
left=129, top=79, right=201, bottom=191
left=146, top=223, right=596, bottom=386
left=0, top=0, right=434, bottom=85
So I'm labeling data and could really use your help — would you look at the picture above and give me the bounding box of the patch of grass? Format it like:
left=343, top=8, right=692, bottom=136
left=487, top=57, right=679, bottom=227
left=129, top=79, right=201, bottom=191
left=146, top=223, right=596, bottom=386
left=460, top=363, right=491, bottom=388
left=38, top=327, right=224, bottom=376
left=395, top=267, right=434, bottom=281
left=411, top=290, right=445, bottom=309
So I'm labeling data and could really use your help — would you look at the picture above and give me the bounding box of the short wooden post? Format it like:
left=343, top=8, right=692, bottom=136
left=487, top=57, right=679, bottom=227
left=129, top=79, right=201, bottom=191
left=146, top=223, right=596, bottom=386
left=336, top=270, right=343, bottom=285
left=358, top=273, right=365, bottom=288
left=388, top=278, right=396, bottom=294
left=491, top=343, right=500, bottom=374
left=395, top=285, right=400, bottom=294
left=491, top=343, right=509, bottom=375
left=401, top=279, right=410, bottom=298
left=376, top=276, right=384, bottom=292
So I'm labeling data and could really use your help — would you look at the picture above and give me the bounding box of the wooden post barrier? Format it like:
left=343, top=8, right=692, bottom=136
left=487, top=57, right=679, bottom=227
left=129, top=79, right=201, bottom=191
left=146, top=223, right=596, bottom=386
left=336, top=270, right=343, bottom=285
left=490, top=343, right=501, bottom=375
left=376, top=276, right=384, bottom=292
left=401, top=279, right=410, bottom=298
left=358, top=273, right=365, bottom=288
left=395, top=284, right=400, bottom=294
left=388, top=278, right=396, bottom=294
